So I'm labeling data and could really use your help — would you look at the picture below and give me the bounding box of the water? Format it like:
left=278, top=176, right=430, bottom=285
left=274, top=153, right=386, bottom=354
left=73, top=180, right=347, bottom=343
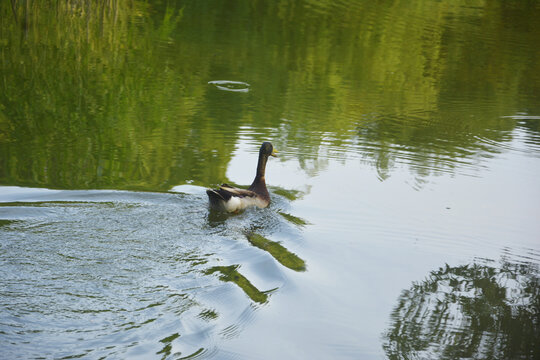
left=1, top=1, right=540, bottom=359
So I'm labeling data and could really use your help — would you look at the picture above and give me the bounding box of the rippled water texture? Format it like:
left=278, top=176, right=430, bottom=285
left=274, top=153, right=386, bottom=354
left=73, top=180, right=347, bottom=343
left=1, top=1, right=540, bottom=359
left=1, top=187, right=306, bottom=358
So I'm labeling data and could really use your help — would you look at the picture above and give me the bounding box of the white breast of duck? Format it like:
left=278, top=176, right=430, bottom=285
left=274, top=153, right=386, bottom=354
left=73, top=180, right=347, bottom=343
left=222, top=194, right=268, bottom=212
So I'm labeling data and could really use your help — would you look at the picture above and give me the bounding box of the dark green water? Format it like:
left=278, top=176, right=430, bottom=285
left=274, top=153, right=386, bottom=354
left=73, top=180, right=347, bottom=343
left=1, top=1, right=539, bottom=359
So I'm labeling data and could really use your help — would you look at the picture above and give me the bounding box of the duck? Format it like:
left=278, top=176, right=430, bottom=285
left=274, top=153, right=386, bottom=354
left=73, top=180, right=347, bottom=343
left=206, top=142, right=278, bottom=212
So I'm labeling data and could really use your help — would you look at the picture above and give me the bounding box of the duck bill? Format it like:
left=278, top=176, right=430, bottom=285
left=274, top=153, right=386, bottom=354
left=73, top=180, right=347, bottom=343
left=271, top=149, right=278, bottom=157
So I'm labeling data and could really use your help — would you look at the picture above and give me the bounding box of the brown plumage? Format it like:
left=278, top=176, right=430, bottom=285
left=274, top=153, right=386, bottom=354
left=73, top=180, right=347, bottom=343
left=206, top=142, right=277, bottom=212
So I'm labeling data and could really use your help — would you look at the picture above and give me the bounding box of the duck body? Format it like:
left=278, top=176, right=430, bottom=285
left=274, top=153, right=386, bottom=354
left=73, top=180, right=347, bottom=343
left=206, top=142, right=277, bottom=212
left=206, top=183, right=269, bottom=212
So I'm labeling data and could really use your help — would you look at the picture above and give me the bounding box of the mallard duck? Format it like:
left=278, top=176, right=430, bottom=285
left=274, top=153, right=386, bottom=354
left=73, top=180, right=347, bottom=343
left=206, top=142, right=278, bottom=212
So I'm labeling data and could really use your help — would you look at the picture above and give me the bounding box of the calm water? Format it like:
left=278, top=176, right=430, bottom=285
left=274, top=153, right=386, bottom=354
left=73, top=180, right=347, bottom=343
left=1, top=1, right=540, bottom=359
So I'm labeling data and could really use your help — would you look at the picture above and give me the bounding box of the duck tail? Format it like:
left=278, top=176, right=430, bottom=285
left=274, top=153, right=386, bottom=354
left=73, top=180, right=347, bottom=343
left=206, top=189, right=222, bottom=201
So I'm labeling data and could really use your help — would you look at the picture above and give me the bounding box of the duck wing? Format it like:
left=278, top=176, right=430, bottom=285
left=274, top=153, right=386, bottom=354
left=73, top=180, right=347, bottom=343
left=206, top=184, right=257, bottom=201
left=216, top=184, right=258, bottom=199
left=206, top=184, right=260, bottom=212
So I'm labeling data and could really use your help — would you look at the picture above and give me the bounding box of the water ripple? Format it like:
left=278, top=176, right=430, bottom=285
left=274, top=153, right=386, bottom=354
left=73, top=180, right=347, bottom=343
left=208, top=80, right=250, bottom=93
left=0, top=186, right=306, bottom=359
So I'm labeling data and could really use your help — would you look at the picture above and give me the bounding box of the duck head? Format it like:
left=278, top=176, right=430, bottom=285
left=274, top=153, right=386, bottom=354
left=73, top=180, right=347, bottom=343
left=260, top=142, right=278, bottom=158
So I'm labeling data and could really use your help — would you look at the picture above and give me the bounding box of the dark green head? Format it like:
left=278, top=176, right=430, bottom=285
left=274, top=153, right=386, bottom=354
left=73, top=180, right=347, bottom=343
left=260, top=142, right=278, bottom=157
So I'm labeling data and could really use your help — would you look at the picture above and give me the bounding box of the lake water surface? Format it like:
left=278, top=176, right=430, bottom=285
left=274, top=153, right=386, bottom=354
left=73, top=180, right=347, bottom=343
left=1, top=1, right=539, bottom=359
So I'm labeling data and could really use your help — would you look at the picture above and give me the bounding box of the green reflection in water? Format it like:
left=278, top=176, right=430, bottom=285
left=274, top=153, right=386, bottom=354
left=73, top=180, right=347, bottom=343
left=277, top=211, right=309, bottom=227
left=383, top=259, right=540, bottom=360
left=1, top=1, right=539, bottom=190
left=198, top=309, right=218, bottom=321
left=0, top=0, right=231, bottom=191
left=157, top=332, right=180, bottom=358
left=0, top=219, right=18, bottom=227
left=204, top=265, right=269, bottom=304
left=270, top=188, right=306, bottom=201
left=246, top=233, right=306, bottom=272
left=178, top=348, right=205, bottom=360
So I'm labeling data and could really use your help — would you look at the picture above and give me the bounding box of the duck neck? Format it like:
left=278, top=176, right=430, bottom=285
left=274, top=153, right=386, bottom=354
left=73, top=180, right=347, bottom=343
left=249, top=153, right=268, bottom=191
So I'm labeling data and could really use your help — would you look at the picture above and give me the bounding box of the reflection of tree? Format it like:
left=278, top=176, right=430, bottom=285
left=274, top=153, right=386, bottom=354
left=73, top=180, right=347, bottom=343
left=1, top=1, right=539, bottom=190
left=0, top=0, right=233, bottom=191
left=383, top=259, right=540, bottom=360
left=205, top=265, right=269, bottom=304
